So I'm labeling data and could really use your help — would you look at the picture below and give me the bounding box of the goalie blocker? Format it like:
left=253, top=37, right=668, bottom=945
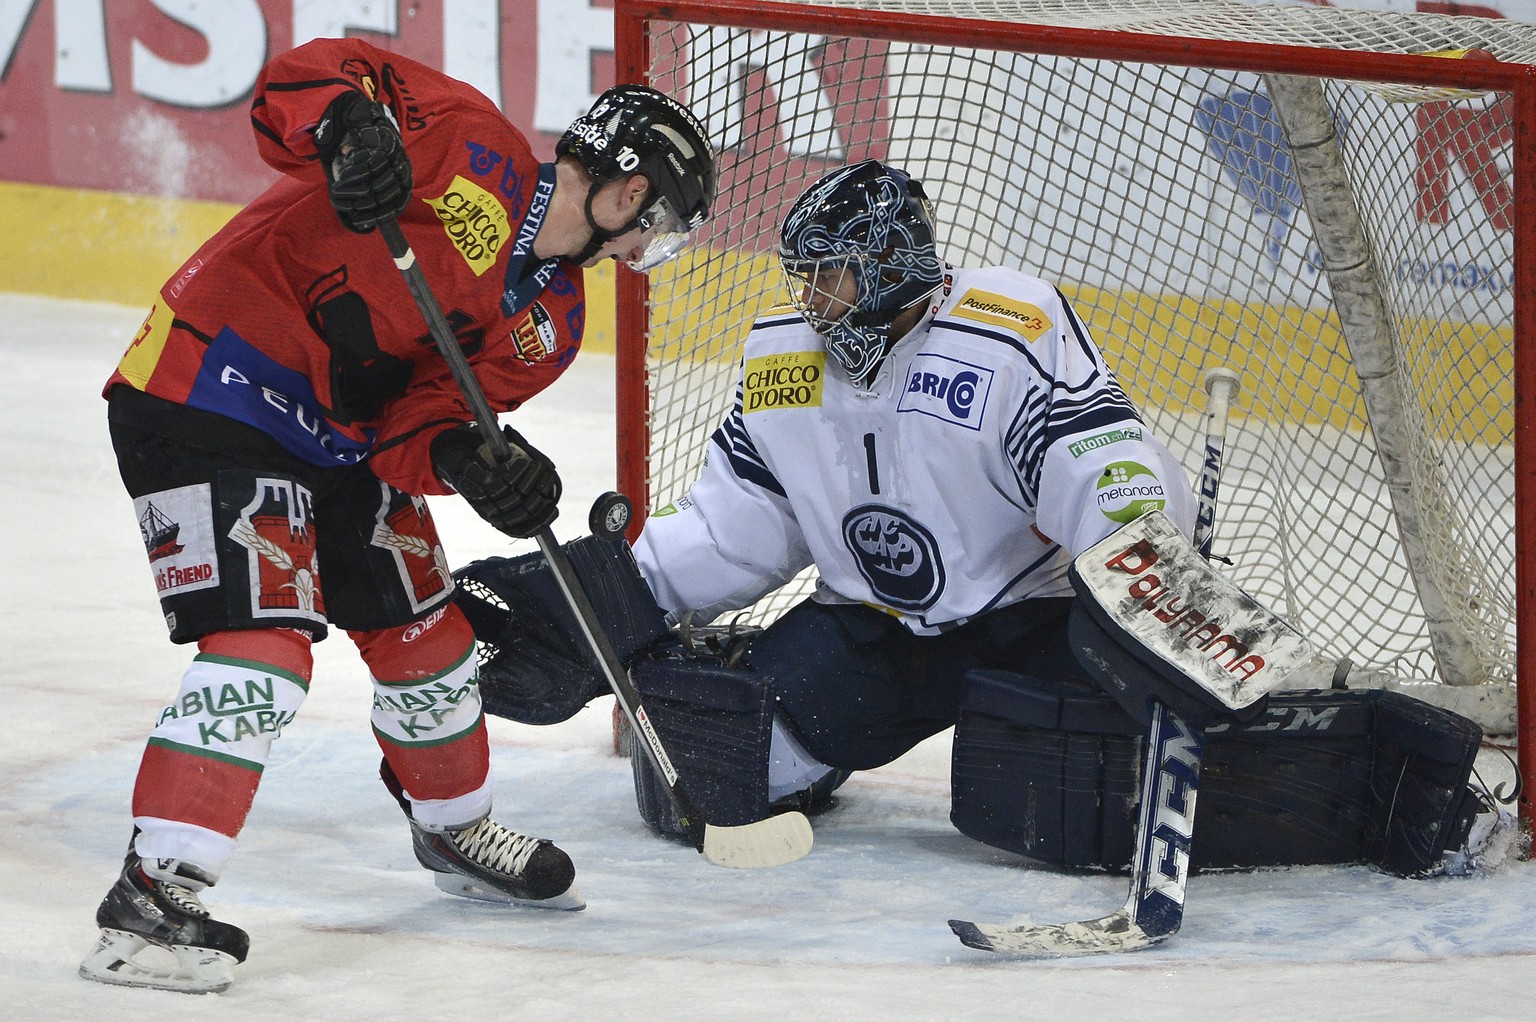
left=956, top=510, right=1498, bottom=878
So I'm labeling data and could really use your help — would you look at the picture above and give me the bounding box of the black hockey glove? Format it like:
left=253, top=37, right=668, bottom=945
left=314, top=90, right=413, bottom=233
left=432, top=423, right=562, bottom=538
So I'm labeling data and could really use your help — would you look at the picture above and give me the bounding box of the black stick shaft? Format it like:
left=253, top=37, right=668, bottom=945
left=378, top=219, right=708, bottom=849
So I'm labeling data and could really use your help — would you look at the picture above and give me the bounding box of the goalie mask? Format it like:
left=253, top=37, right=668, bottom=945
left=557, top=85, right=717, bottom=271
left=778, top=160, right=945, bottom=387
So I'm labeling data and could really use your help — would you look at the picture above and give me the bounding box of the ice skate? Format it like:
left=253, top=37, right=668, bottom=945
left=79, top=854, right=249, bottom=994
left=411, top=816, right=585, bottom=910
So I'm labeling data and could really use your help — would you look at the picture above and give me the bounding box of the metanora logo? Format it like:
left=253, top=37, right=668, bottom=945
left=1096, top=460, right=1168, bottom=523
left=743, top=351, right=824, bottom=412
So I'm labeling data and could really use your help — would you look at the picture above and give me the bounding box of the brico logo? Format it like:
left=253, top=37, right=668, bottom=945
left=1096, top=461, right=1168, bottom=524
left=427, top=176, right=509, bottom=276
left=898, top=353, right=992, bottom=430
left=743, top=351, right=824, bottom=412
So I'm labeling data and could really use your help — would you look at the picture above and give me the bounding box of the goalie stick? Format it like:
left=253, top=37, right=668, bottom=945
left=949, top=702, right=1203, bottom=956
left=379, top=220, right=813, bottom=869
left=949, top=368, right=1243, bottom=957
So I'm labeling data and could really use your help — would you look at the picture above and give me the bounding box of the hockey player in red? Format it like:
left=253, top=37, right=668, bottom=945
left=81, top=37, right=715, bottom=993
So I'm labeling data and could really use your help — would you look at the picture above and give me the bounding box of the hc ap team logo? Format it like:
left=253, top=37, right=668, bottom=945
left=842, top=505, right=945, bottom=611
left=1096, top=460, right=1168, bottom=524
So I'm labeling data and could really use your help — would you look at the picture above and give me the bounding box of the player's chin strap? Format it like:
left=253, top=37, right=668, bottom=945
left=571, top=182, right=644, bottom=265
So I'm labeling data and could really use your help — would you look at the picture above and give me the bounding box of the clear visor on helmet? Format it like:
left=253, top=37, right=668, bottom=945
left=780, top=256, right=866, bottom=334
left=627, top=196, right=694, bottom=272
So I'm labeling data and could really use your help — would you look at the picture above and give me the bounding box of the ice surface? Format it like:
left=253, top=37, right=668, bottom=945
left=1, top=293, right=1530, bottom=1021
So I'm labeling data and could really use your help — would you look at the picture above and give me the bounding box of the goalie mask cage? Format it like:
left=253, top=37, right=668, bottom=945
left=610, top=0, right=1535, bottom=820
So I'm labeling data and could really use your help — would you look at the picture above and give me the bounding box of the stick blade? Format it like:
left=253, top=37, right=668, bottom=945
left=947, top=910, right=1164, bottom=959
left=701, top=811, right=814, bottom=868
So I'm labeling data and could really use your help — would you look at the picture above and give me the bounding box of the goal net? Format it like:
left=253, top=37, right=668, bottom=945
left=610, top=0, right=1533, bottom=772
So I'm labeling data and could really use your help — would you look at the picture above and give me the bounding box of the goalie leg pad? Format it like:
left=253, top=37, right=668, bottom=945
left=453, top=536, right=668, bottom=725
left=950, top=669, right=1143, bottom=870
left=1361, top=691, right=1485, bottom=877
left=628, top=649, right=777, bottom=839
left=952, top=671, right=1487, bottom=876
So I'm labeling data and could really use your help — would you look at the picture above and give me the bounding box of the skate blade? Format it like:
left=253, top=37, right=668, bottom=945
left=79, top=928, right=237, bottom=994
left=431, top=872, right=586, bottom=911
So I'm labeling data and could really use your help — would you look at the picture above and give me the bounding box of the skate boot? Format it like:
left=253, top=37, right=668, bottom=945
left=79, top=852, right=249, bottom=994
left=410, top=815, right=585, bottom=910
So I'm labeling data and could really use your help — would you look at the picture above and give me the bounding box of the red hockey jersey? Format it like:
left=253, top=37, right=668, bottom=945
left=104, top=38, right=586, bottom=494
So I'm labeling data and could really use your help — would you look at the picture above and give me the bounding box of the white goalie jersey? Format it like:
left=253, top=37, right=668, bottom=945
left=635, top=266, right=1196, bottom=636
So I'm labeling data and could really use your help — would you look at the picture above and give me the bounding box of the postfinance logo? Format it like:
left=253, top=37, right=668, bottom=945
left=951, top=289, right=1052, bottom=341
left=1096, top=460, right=1168, bottom=524
left=428, top=176, right=509, bottom=276
left=743, top=351, right=824, bottom=413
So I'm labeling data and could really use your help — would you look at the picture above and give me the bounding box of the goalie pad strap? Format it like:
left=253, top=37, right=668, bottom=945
left=950, top=670, right=1484, bottom=877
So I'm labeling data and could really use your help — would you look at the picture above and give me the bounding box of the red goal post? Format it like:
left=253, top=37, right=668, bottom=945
left=610, top=0, right=1536, bottom=823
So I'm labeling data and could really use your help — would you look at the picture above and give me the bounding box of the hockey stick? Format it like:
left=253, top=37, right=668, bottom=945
left=949, top=704, right=1203, bottom=956
left=378, top=220, right=813, bottom=869
left=949, top=369, right=1241, bottom=957
left=1193, top=367, right=1241, bottom=560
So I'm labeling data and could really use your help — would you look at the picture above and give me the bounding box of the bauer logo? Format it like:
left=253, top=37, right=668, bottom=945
left=427, top=175, right=509, bottom=276
left=1068, top=425, right=1144, bottom=458
left=898, top=353, right=992, bottom=430
left=1096, top=460, right=1167, bottom=524
left=841, top=505, right=945, bottom=611
left=743, top=351, right=824, bottom=413
left=951, top=289, right=1051, bottom=341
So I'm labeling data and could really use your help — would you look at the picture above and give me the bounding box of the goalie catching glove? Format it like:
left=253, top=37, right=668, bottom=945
left=432, top=423, right=562, bottom=538
left=314, top=90, right=413, bottom=233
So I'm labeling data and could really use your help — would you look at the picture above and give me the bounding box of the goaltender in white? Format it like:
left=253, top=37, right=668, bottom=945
left=634, top=158, right=1195, bottom=798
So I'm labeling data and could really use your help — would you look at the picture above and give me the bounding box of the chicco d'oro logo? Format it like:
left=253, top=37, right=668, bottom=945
left=1095, top=460, right=1168, bottom=524
left=841, top=505, right=944, bottom=611
left=427, top=175, right=509, bottom=276
left=743, top=351, right=824, bottom=413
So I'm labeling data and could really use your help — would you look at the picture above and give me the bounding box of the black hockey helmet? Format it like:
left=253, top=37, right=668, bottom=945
left=778, top=160, right=944, bottom=386
left=556, top=85, right=717, bottom=270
